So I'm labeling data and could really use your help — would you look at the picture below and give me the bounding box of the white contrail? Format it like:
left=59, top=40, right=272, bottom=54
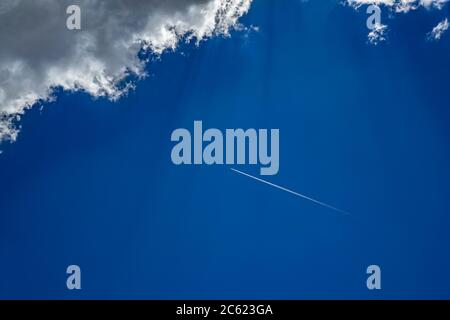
left=230, top=168, right=350, bottom=215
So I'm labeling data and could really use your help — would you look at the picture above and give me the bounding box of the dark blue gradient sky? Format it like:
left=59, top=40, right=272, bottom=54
left=1, top=0, right=450, bottom=299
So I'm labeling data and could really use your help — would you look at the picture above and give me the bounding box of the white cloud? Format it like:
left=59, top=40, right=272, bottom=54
left=427, top=17, right=449, bottom=40
left=345, top=0, right=449, bottom=43
left=346, top=0, right=449, bottom=12
left=368, top=23, right=388, bottom=44
left=0, top=0, right=253, bottom=143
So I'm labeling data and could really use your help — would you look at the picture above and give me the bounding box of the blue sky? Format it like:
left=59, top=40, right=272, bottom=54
left=1, top=0, right=450, bottom=299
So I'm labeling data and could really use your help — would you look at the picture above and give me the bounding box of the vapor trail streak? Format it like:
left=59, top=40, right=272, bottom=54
left=230, top=168, right=350, bottom=215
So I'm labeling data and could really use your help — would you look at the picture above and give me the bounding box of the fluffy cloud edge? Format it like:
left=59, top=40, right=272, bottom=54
left=0, top=0, right=253, bottom=143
